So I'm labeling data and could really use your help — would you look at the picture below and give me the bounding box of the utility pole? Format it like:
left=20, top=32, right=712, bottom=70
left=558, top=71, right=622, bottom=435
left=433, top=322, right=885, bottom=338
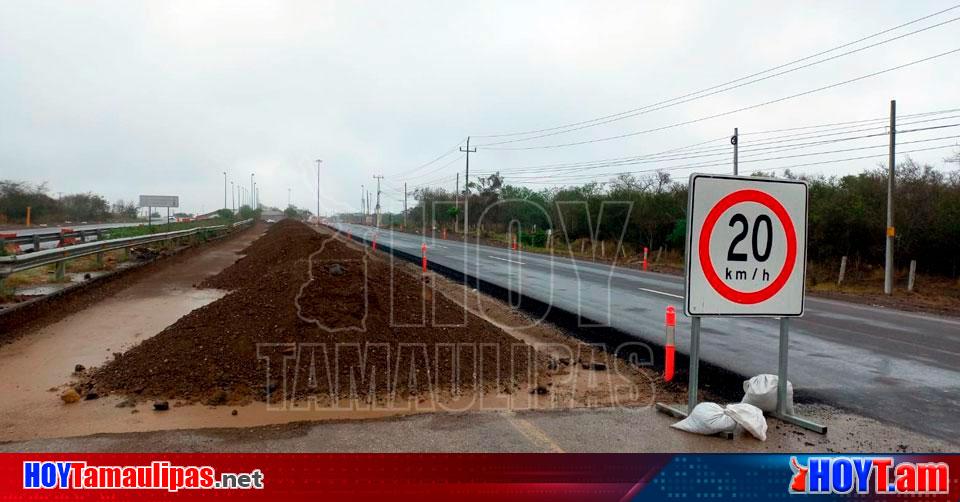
left=373, top=175, right=384, bottom=228
left=231, top=181, right=235, bottom=212
left=732, top=128, right=739, bottom=176
left=403, top=182, right=408, bottom=228
left=459, top=137, right=476, bottom=234
left=361, top=184, right=365, bottom=218
left=455, top=172, right=459, bottom=233
left=316, top=159, right=322, bottom=224
left=884, top=100, right=896, bottom=295
left=367, top=191, right=372, bottom=222
left=223, top=171, right=227, bottom=209
left=250, top=173, right=255, bottom=210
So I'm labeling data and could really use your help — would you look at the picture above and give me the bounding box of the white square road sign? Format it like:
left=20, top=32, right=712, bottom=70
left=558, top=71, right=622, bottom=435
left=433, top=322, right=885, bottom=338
left=684, top=173, right=807, bottom=317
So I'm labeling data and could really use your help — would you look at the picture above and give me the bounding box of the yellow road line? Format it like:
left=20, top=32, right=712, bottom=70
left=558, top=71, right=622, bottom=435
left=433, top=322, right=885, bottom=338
left=503, top=413, right=565, bottom=453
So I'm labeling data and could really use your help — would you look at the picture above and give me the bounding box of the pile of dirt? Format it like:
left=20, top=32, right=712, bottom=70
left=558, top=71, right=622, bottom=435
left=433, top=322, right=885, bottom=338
left=89, top=221, right=542, bottom=404
left=200, top=219, right=323, bottom=290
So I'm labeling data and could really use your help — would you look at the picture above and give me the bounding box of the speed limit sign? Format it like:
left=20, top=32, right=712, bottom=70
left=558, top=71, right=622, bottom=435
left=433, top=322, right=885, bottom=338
left=684, top=173, right=808, bottom=316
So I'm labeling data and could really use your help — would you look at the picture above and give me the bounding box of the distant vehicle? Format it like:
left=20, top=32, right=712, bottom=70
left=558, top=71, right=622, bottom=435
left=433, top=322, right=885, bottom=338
left=168, top=216, right=177, bottom=223
left=266, top=219, right=277, bottom=224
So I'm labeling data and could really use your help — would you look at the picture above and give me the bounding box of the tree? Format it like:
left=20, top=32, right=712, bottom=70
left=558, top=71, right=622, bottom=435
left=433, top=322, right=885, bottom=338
left=112, top=199, right=138, bottom=220
left=238, top=205, right=257, bottom=220
left=61, top=193, right=109, bottom=221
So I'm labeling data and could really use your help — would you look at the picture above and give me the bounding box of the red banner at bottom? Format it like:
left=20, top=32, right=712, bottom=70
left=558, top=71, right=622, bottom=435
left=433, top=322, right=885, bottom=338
left=1, top=453, right=957, bottom=501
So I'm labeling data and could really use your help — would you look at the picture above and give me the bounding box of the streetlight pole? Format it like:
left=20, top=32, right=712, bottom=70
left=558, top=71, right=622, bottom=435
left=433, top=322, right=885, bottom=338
left=231, top=181, right=235, bottom=213
left=250, top=173, right=255, bottom=211
left=223, top=171, right=227, bottom=209
left=316, top=159, right=323, bottom=226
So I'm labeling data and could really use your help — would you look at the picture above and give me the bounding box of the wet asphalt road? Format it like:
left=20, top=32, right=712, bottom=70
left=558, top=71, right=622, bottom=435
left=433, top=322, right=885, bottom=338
left=333, top=223, right=960, bottom=442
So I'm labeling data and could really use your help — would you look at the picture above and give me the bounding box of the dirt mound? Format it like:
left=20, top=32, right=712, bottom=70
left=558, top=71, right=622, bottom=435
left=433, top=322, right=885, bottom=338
left=90, top=221, right=540, bottom=404
left=200, top=219, right=322, bottom=290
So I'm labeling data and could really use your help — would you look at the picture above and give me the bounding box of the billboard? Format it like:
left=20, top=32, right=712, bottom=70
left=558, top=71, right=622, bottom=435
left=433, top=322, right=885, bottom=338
left=139, top=195, right=179, bottom=208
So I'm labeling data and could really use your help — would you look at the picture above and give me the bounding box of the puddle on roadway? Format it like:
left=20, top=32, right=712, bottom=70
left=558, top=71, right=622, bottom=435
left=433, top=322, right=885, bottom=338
left=0, top=229, right=267, bottom=442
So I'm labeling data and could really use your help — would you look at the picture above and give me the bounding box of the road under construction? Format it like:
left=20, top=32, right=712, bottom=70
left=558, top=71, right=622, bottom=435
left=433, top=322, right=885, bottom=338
left=0, top=220, right=954, bottom=452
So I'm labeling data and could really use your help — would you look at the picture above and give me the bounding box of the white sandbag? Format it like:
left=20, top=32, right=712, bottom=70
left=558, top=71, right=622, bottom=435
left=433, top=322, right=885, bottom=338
left=742, top=374, right=794, bottom=415
left=671, top=402, right=737, bottom=435
left=724, top=402, right=768, bottom=441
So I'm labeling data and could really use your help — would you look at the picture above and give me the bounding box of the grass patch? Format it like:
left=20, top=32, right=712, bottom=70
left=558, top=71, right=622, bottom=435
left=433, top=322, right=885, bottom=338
left=104, top=218, right=232, bottom=240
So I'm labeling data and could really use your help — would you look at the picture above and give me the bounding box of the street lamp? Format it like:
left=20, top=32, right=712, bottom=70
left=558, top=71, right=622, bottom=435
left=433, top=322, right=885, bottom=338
left=316, top=159, right=323, bottom=226
left=223, top=171, right=227, bottom=210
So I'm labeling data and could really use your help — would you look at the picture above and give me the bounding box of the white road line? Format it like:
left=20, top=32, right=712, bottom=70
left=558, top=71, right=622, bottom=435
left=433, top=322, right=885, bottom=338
left=637, top=287, right=683, bottom=299
left=489, top=255, right=525, bottom=265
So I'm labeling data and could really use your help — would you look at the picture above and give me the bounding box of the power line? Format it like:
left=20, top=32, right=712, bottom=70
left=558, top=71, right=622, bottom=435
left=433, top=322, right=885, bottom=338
left=479, top=48, right=960, bottom=151
left=467, top=108, right=958, bottom=176
left=472, top=4, right=960, bottom=140
left=742, top=107, right=960, bottom=136
left=475, top=15, right=960, bottom=148
left=386, top=137, right=466, bottom=178
left=501, top=144, right=960, bottom=187
left=403, top=153, right=465, bottom=181
left=471, top=119, right=960, bottom=178
left=480, top=132, right=960, bottom=183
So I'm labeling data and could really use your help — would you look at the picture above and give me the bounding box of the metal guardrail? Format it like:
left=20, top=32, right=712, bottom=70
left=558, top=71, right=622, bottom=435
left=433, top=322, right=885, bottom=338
left=0, top=219, right=253, bottom=286
left=0, top=228, right=113, bottom=252
left=0, top=221, right=241, bottom=252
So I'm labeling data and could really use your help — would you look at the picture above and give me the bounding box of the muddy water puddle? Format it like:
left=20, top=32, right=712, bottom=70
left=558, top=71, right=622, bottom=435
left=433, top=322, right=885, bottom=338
left=0, top=230, right=264, bottom=441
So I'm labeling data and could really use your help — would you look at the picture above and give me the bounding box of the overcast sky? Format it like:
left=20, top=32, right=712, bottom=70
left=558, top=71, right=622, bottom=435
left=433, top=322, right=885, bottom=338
left=1, top=0, right=958, bottom=215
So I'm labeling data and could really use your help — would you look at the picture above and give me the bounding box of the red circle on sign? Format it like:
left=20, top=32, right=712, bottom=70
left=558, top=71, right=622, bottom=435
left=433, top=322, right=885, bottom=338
left=698, top=189, right=796, bottom=304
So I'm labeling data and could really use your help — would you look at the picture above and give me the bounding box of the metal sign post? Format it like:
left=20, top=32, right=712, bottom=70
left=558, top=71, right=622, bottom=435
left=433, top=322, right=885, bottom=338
left=139, top=195, right=179, bottom=229
left=775, top=317, right=826, bottom=433
left=656, top=173, right=824, bottom=434
left=686, top=316, right=700, bottom=413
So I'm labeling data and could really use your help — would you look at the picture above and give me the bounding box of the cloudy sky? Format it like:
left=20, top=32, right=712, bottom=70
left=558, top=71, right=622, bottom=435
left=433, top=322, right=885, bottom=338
left=1, top=0, right=958, bottom=215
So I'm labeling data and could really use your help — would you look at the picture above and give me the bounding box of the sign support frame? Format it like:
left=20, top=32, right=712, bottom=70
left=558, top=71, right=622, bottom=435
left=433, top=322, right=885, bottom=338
left=773, top=317, right=826, bottom=433
left=655, top=316, right=738, bottom=438
left=656, top=173, right=825, bottom=435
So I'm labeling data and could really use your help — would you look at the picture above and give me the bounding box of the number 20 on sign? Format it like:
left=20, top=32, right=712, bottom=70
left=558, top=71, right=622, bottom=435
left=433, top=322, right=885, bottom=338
left=684, top=173, right=808, bottom=317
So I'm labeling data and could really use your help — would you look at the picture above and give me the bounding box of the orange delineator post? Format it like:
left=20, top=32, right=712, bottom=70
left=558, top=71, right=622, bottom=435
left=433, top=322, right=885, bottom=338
left=643, top=247, right=649, bottom=271
left=421, top=243, right=428, bottom=272
left=664, top=306, right=676, bottom=382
